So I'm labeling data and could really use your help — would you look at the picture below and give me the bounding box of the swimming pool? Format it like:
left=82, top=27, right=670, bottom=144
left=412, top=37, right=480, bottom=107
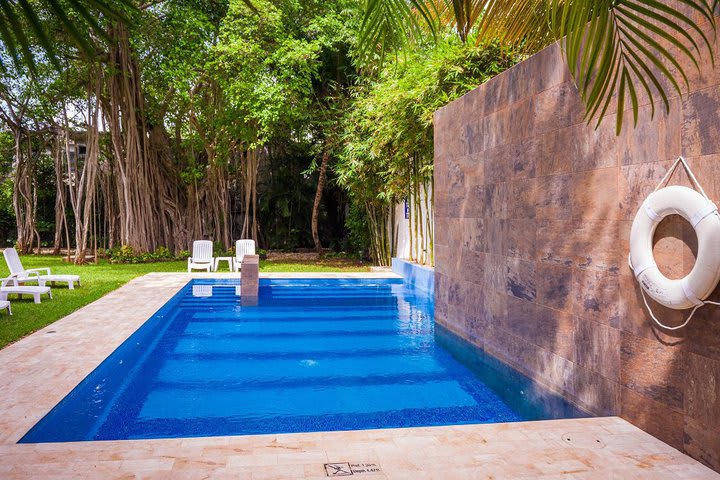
left=21, top=278, right=586, bottom=443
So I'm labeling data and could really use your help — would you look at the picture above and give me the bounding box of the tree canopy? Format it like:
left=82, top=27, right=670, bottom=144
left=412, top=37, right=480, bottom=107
left=0, top=0, right=710, bottom=265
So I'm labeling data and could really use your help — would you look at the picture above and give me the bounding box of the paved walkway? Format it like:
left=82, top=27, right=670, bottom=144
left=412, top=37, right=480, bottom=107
left=0, top=272, right=716, bottom=479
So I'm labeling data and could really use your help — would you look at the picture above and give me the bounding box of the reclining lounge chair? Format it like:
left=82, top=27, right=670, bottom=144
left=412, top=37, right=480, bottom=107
left=0, top=276, right=52, bottom=304
left=3, top=248, right=81, bottom=290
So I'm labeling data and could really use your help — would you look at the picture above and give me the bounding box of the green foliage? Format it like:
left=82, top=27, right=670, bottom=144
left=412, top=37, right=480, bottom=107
left=212, top=240, right=233, bottom=257
left=107, top=245, right=180, bottom=264
left=338, top=36, right=520, bottom=201
left=343, top=199, right=372, bottom=258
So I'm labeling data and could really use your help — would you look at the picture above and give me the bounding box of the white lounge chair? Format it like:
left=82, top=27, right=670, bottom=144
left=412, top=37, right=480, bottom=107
left=232, top=239, right=256, bottom=272
left=0, top=276, right=52, bottom=304
left=187, top=240, right=214, bottom=272
left=3, top=247, right=81, bottom=289
left=0, top=300, right=11, bottom=315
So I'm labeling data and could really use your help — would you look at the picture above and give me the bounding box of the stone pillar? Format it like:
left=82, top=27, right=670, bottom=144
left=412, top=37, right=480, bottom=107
left=240, top=254, right=259, bottom=305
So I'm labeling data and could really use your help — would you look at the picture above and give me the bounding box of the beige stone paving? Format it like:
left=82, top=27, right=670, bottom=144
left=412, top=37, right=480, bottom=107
left=0, top=272, right=717, bottom=479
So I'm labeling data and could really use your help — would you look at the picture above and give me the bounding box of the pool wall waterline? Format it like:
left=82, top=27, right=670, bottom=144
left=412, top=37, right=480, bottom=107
left=391, top=258, right=434, bottom=294
left=433, top=22, right=720, bottom=472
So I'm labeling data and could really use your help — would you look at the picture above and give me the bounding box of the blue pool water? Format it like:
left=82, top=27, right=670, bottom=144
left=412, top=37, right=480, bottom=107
left=21, top=278, right=586, bottom=443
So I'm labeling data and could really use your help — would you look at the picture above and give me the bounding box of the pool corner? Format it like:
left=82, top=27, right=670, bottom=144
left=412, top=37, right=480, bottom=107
left=391, top=258, right=434, bottom=295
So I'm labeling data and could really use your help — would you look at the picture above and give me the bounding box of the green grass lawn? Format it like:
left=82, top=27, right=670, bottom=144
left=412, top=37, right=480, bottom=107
left=0, top=254, right=371, bottom=349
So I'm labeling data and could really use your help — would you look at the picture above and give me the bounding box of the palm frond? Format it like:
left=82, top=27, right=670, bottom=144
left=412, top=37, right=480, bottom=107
left=555, top=0, right=715, bottom=134
left=359, top=0, right=439, bottom=61
left=359, top=0, right=717, bottom=134
left=0, top=0, right=137, bottom=74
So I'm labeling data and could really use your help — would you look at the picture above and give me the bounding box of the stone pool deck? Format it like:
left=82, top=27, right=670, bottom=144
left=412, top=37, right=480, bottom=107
left=0, top=272, right=717, bottom=479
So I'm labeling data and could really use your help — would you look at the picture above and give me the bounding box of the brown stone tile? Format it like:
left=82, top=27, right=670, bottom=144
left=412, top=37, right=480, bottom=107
left=433, top=245, right=451, bottom=276
left=536, top=218, right=577, bottom=267
left=463, top=283, right=489, bottom=345
left=621, top=387, right=684, bottom=451
left=508, top=177, right=538, bottom=220
left=461, top=217, right=486, bottom=253
left=485, top=218, right=508, bottom=256
left=571, top=117, right=619, bottom=172
left=483, top=288, right=508, bottom=326
left=620, top=332, right=687, bottom=410
left=618, top=98, right=682, bottom=165
left=434, top=191, right=448, bottom=219
left=538, top=129, right=574, bottom=177
left=458, top=248, right=486, bottom=286
left=526, top=43, right=572, bottom=94
left=485, top=144, right=513, bottom=185
left=506, top=218, right=537, bottom=261
left=505, top=258, right=537, bottom=302
left=448, top=161, right=466, bottom=191
left=571, top=220, right=622, bottom=272
left=574, top=318, right=621, bottom=382
left=533, top=82, right=584, bottom=135
left=447, top=191, right=464, bottom=218
left=503, top=296, right=538, bottom=338
left=483, top=182, right=510, bottom=219
left=483, top=254, right=507, bottom=293
left=534, top=306, right=576, bottom=362
left=481, top=68, right=510, bottom=116
left=537, top=263, right=573, bottom=312
left=684, top=417, right=720, bottom=472
left=566, top=366, right=620, bottom=416
left=434, top=217, right=449, bottom=248
left=536, top=174, right=572, bottom=220
left=506, top=97, right=537, bottom=145
left=617, top=262, right=690, bottom=343
left=685, top=353, right=720, bottom=430
left=683, top=86, right=720, bottom=157
left=618, top=160, right=678, bottom=221
left=571, top=167, right=620, bottom=222
left=459, top=183, right=486, bottom=219
left=457, top=152, right=485, bottom=186
left=572, top=267, right=620, bottom=328
left=509, top=138, right=539, bottom=180
left=683, top=290, right=720, bottom=358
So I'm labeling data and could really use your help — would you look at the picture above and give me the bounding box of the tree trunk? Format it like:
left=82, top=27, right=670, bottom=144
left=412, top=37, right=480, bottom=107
left=311, top=148, right=330, bottom=253
left=52, top=137, right=68, bottom=255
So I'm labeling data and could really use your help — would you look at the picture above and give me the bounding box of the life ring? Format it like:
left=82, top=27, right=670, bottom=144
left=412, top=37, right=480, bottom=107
left=629, top=185, right=720, bottom=310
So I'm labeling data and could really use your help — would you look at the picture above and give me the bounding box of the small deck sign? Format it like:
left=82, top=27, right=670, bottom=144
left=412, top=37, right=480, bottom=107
left=325, top=462, right=383, bottom=477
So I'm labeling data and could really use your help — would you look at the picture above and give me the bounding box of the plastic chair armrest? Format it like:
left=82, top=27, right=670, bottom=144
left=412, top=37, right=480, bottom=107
left=26, top=268, right=51, bottom=275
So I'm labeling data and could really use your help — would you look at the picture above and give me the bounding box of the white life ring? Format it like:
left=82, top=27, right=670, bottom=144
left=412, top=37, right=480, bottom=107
left=629, top=185, right=720, bottom=310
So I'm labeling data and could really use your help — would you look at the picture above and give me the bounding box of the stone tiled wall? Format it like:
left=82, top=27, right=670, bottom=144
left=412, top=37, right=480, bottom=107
left=433, top=17, right=720, bottom=471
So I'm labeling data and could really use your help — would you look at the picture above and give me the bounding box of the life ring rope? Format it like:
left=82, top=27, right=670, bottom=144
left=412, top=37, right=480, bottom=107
left=628, top=256, right=720, bottom=330
left=654, top=155, right=710, bottom=198
left=629, top=156, right=720, bottom=330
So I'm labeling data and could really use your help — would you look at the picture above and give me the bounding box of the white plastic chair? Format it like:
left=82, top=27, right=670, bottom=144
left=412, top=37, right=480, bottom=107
left=0, top=299, right=11, bottom=315
left=187, top=240, right=214, bottom=272
left=3, top=247, right=80, bottom=289
left=0, top=276, right=52, bottom=304
left=233, top=239, right=256, bottom=272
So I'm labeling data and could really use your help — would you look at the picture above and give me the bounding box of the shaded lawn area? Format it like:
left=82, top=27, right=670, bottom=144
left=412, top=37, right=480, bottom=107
left=0, top=254, right=371, bottom=349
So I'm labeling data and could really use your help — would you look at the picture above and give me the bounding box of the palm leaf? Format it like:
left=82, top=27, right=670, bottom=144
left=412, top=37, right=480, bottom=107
left=359, top=0, right=717, bottom=134
left=559, top=0, right=714, bottom=134
left=0, top=0, right=137, bottom=73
